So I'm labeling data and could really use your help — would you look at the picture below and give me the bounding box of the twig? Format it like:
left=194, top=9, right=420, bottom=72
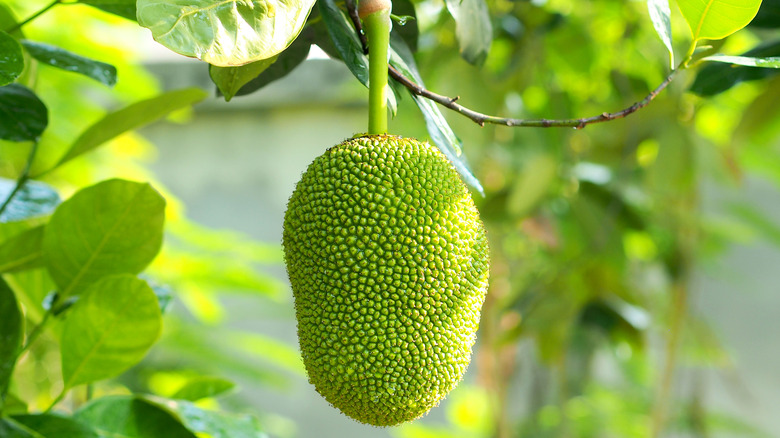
left=0, top=141, right=40, bottom=218
left=345, top=0, right=681, bottom=129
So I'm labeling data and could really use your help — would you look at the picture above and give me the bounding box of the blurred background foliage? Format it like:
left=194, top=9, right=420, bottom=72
left=1, top=0, right=779, bottom=437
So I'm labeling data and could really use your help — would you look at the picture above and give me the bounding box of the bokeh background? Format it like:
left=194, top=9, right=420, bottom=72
left=2, top=0, right=779, bottom=437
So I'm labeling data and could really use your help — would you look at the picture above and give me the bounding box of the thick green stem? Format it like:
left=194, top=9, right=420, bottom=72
left=362, top=6, right=391, bottom=135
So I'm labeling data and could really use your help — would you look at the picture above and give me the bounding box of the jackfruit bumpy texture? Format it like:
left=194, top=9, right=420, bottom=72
left=283, top=135, right=490, bottom=426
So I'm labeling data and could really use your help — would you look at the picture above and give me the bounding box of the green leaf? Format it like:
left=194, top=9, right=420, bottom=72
left=0, top=178, right=60, bottom=223
left=145, top=397, right=268, bottom=438
left=0, top=31, right=24, bottom=86
left=0, top=277, right=23, bottom=397
left=0, top=84, right=48, bottom=142
left=318, top=0, right=397, bottom=114
left=21, top=40, right=117, bottom=87
left=54, top=88, right=207, bottom=169
left=388, top=34, right=484, bottom=195
left=78, top=0, right=137, bottom=21
left=0, top=418, right=34, bottom=437
left=690, top=40, right=780, bottom=96
left=702, top=54, right=780, bottom=68
left=647, top=0, right=674, bottom=67
left=137, top=0, right=316, bottom=66
left=171, top=376, right=236, bottom=401
left=444, top=0, right=492, bottom=65
left=209, top=56, right=278, bottom=102
left=60, top=275, right=163, bottom=388
left=677, top=0, right=762, bottom=41
left=0, top=225, right=44, bottom=273
left=232, top=31, right=312, bottom=98
left=43, top=179, right=165, bottom=298
left=11, top=414, right=98, bottom=438
left=75, top=396, right=197, bottom=438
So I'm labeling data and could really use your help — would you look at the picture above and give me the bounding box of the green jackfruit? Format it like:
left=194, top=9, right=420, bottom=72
left=283, top=135, right=489, bottom=426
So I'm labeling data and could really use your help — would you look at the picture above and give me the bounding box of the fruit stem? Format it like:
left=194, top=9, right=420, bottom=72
left=360, top=0, right=392, bottom=135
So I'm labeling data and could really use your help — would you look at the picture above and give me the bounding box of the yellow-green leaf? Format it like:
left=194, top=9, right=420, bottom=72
left=677, top=0, right=762, bottom=41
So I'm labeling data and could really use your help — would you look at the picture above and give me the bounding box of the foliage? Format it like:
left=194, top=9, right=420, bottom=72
left=0, top=0, right=778, bottom=437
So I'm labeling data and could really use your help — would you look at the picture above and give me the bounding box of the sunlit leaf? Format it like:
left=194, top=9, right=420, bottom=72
left=0, top=178, right=60, bottom=223
left=444, top=0, right=492, bottom=65
left=647, top=0, right=674, bottom=67
left=78, top=0, right=137, bottom=21
left=232, top=31, right=311, bottom=98
left=171, top=376, right=236, bottom=401
left=0, top=84, right=48, bottom=142
left=10, top=414, right=98, bottom=438
left=61, top=275, right=162, bottom=388
left=702, top=54, right=780, bottom=68
left=0, top=278, right=23, bottom=396
left=54, top=88, right=207, bottom=169
left=210, top=56, right=278, bottom=101
left=677, top=0, right=762, bottom=41
left=21, top=40, right=117, bottom=87
left=137, top=0, right=316, bottom=66
left=0, top=225, right=44, bottom=273
left=0, top=31, right=23, bottom=86
left=75, top=396, right=197, bottom=438
left=146, top=397, right=268, bottom=438
left=43, top=179, right=165, bottom=297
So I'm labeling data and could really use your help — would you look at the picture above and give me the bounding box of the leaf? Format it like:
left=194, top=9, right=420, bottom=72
left=145, top=397, right=268, bottom=438
left=10, top=414, right=99, bottom=438
left=55, top=88, right=207, bottom=169
left=750, top=0, right=780, bottom=28
left=702, top=54, right=780, bottom=68
left=75, top=396, right=197, bottom=438
left=43, top=179, right=166, bottom=298
left=0, top=31, right=24, bottom=86
left=392, top=0, right=419, bottom=53
left=647, top=0, right=674, bottom=67
left=0, top=178, right=60, bottom=223
left=0, top=418, right=34, bottom=438
left=0, top=277, right=23, bottom=396
left=171, top=376, right=236, bottom=401
left=136, top=0, right=316, bottom=66
left=0, top=225, right=45, bottom=273
left=232, top=31, right=311, bottom=98
left=61, top=275, right=163, bottom=388
left=0, top=84, right=48, bottom=142
left=209, top=56, right=278, bottom=102
left=388, top=34, right=484, bottom=195
left=444, top=0, right=492, bottom=65
left=78, top=0, right=137, bottom=21
left=690, top=40, right=780, bottom=96
left=677, top=0, right=762, bottom=41
left=21, top=40, right=117, bottom=87
left=318, top=0, right=397, bottom=114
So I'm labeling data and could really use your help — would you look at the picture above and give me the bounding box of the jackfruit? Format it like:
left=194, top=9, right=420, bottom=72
left=283, top=134, right=490, bottom=426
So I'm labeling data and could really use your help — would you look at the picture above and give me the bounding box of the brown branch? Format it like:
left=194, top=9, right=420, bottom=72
left=345, top=0, right=680, bottom=129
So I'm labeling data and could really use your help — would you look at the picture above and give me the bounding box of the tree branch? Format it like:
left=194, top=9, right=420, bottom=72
left=345, top=0, right=681, bottom=129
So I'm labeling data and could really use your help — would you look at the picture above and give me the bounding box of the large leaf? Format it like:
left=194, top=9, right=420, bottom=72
left=0, top=225, right=45, bottom=273
left=145, top=397, right=268, bottom=438
left=0, top=178, right=60, bottom=223
left=60, top=275, right=162, bottom=388
left=0, top=278, right=23, bottom=396
left=10, top=414, right=98, bottom=438
left=21, top=40, right=117, bottom=87
left=647, top=0, right=674, bottom=67
left=78, top=0, right=137, bottom=21
left=690, top=40, right=780, bottom=96
left=0, top=31, right=23, bottom=86
left=232, top=30, right=312, bottom=97
left=444, top=0, right=492, bottom=65
left=702, top=55, right=780, bottom=68
left=75, top=396, right=196, bottom=438
left=0, top=84, right=48, bottom=142
left=319, top=0, right=397, bottom=113
left=209, top=55, right=278, bottom=102
left=43, top=179, right=165, bottom=298
left=171, top=376, right=235, bottom=401
left=389, top=34, right=484, bottom=195
left=137, top=0, right=316, bottom=66
left=54, top=88, right=207, bottom=169
left=677, top=0, right=762, bottom=41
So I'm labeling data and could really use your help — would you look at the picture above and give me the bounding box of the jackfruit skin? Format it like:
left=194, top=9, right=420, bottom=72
left=283, top=135, right=489, bottom=426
